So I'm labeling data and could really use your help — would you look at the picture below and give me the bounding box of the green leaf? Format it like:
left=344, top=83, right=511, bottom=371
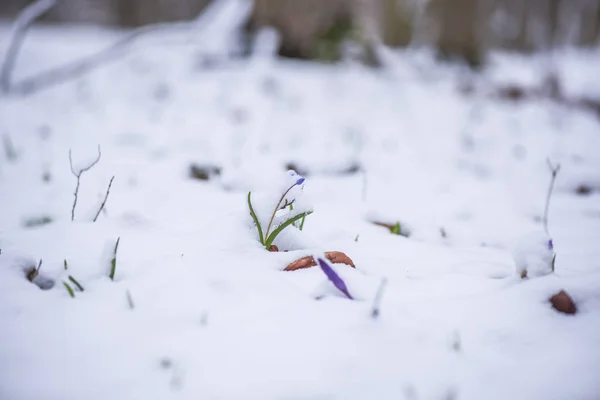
left=391, top=222, right=400, bottom=235
left=551, top=253, right=556, bottom=272
left=63, top=281, right=75, bottom=298
left=110, top=237, right=120, bottom=281
left=63, top=259, right=68, bottom=270
left=299, top=213, right=306, bottom=231
left=68, top=275, right=84, bottom=292
left=264, top=211, right=312, bottom=249
left=247, top=192, right=264, bottom=245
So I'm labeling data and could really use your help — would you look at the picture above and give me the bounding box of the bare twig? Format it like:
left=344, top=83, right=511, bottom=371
left=2, top=134, right=18, bottom=162
left=92, top=176, right=115, bottom=222
left=370, top=278, right=388, bottom=319
left=69, top=146, right=101, bottom=221
left=0, top=0, right=56, bottom=93
left=543, top=159, right=561, bottom=236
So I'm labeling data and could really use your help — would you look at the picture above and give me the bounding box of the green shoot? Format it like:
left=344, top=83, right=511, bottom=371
left=299, top=213, right=306, bottom=231
left=247, top=192, right=264, bottom=244
left=63, top=281, right=75, bottom=298
left=68, top=275, right=84, bottom=291
left=391, top=222, right=400, bottom=235
left=63, top=259, right=68, bottom=270
left=109, top=237, right=120, bottom=281
left=354, top=234, right=360, bottom=242
left=290, top=204, right=307, bottom=231
left=264, top=211, right=312, bottom=249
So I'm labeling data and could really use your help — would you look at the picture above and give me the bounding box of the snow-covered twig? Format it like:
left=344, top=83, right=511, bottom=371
left=0, top=0, right=56, bottom=93
left=543, top=159, right=561, bottom=236
left=92, top=176, right=115, bottom=222
left=69, top=146, right=101, bottom=221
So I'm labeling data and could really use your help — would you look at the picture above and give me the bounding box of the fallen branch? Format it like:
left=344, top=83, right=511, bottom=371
left=69, top=146, right=101, bottom=221
left=0, top=0, right=56, bottom=93
left=92, top=176, right=115, bottom=222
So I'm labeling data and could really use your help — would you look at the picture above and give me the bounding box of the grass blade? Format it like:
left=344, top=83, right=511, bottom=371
left=110, top=237, right=120, bottom=281
left=264, top=211, right=312, bottom=249
left=68, top=275, right=84, bottom=291
left=63, top=281, right=75, bottom=298
left=247, top=192, right=264, bottom=245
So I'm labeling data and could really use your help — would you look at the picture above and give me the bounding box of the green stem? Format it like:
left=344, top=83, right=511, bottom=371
left=264, top=183, right=297, bottom=240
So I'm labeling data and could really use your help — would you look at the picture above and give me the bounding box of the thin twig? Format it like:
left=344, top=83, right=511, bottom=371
left=543, top=159, right=561, bottom=236
left=92, top=176, right=115, bottom=222
left=0, top=0, right=56, bottom=93
left=126, top=289, right=135, bottom=310
left=370, top=278, right=388, bottom=319
left=2, top=134, right=18, bottom=162
left=69, top=145, right=101, bottom=221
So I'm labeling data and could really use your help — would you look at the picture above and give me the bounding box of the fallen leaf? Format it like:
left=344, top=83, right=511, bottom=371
left=284, top=251, right=355, bottom=271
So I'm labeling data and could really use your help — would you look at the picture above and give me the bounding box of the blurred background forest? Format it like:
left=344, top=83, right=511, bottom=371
left=1, top=0, right=599, bottom=68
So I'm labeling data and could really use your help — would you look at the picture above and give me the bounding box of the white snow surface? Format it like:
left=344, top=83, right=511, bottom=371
left=1, top=10, right=600, bottom=400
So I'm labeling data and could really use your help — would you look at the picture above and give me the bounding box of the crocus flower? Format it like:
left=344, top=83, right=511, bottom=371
left=318, top=257, right=353, bottom=300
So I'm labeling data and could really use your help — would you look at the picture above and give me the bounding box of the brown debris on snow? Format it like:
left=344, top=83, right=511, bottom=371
left=284, top=251, right=355, bottom=271
left=550, top=290, right=577, bottom=315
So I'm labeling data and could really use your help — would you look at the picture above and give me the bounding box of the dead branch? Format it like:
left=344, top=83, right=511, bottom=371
left=0, top=0, right=56, bottom=93
left=69, top=145, right=101, bottom=221
left=92, top=176, right=115, bottom=222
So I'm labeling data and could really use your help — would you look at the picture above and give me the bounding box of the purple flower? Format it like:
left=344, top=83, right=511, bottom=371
left=548, top=239, right=554, bottom=250
left=296, top=177, right=305, bottom=185
left=317, top=258, right=353, bottom=300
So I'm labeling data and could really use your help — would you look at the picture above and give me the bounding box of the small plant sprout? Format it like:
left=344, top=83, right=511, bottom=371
left=247, top=171, right=312, bottom=250
left=318, top=257, right=353, bottom=300
left=513, top=159, right=560, bottom=279
left=62, top=281, right=75, bottom=298
left=109, top=237, right=120, bottom=280
left=68, top=275, right=84, bottom=292
left=26, top=259, right=43, bottom=282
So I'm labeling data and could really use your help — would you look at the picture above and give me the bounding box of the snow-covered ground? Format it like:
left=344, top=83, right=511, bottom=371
left=1, top=4, right=600, bottom=399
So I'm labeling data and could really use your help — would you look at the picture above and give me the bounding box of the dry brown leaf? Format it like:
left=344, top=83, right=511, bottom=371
left=550, top=290, right=577, bottom=315
left=284, top=251, right=355, bottom=271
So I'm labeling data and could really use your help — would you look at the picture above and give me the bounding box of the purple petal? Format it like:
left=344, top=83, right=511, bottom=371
left=317, top=258, right=353, bottom=300
left=296, top=177, right=305, bottom=185
left=548, top=239, right=554, bottom=250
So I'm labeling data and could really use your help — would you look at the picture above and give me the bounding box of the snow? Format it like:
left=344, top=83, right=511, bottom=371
left=1, top=4, right=600, bottom=399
